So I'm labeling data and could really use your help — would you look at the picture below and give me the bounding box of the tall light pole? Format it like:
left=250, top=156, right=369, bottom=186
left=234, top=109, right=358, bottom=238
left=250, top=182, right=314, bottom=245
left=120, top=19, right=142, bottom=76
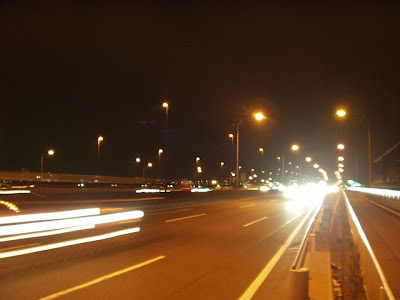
left=143, top=162, right=153, bottom=178
left=41, top=149, right=55, bottom=176
left=195, top=156, right=200, bottom=185
left=336, top=108, right=372, bottom=186
left=220, top=161, right=224, bottom=178
left=158, top=149, right=163, bottom=179
left=97, top=136, right=104, bottom=174
left=135, top=157, right=141, bottom=177
left=236, top=112, right=266, bottom=189
left=259, top=147, right=264, bottom=160
left=162, top=102, right=169, bottom=191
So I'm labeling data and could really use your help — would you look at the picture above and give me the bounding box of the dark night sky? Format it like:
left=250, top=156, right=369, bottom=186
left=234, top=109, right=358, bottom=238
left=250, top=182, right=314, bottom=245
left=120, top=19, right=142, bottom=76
left=1, top=2, right=399, bottom=183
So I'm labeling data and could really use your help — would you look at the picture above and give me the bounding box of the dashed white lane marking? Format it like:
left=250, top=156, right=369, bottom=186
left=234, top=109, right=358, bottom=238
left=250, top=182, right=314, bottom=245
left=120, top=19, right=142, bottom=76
left=243, top=216, right=268, bottom=227
left=239, top=204, right=255, bottom=208
left=39, top=255, right=166, bottom=300
left=239, top=209, right=313, bottom=300
left=165, top=213, right=206, bottom=223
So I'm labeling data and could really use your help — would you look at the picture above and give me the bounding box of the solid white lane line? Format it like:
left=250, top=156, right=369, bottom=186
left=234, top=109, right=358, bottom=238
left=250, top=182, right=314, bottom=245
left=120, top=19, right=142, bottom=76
left=239, top=204, right=255, bottom=209
left=239, top=208, right=313, bottom=300
left=165, top=213, right=206, bottom=223
left=0, top=242, right=39, bottom=252
left=39, top=255, right=166, bottom=300
left=243, top=216, right=268, bottom=227
left=357, top=194, right=400, bottom=217
left=0, top=227, right=140, bottom=259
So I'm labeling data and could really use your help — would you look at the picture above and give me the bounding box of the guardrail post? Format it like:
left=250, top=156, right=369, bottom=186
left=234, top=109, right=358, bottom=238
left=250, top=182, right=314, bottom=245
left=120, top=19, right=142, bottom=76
left=309, top=233, right=316, bottom=252
left=289, top=268, right=309, bottom=300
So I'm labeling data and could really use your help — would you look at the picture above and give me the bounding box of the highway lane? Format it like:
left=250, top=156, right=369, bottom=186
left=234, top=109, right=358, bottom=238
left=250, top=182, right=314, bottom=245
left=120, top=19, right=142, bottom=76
left=0, top=189, right=319, bottom=299
left=346, top=191, right=400, bottom=299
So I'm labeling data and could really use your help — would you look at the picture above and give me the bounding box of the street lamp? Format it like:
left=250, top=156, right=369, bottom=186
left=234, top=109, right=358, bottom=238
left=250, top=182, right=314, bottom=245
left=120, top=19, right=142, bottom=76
left=291, top=144, right=299, bottom=151
left=97, top=136, right=104, bottom=174
left=143, top=162, right=153, bottom=178
left=305, top=157, right=312, bottom=162
left=338, top=156, right=344, bottom=162
left=337, top=143, right=345, bottom=150
left=158, top=149, right=163, bottom=178
left=335, top=108, right=372, bottom=186
left=236, top=112, right=266, bottom=189
left=41, top=149, right=55, bottom=175
left=338, top=163, right=344, bottom=168
left=259, top=148, right=264, bottom=160
left=336, top=109, right=347, bottom=118
left=220, top=162, right=224, bottom=177
left=313, top=164, right=319, bottom=169
left=162, top=102, right=169, bottom=190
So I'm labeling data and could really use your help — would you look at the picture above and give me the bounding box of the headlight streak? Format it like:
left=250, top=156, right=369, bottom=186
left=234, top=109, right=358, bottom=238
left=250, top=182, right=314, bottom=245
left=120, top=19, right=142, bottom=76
left=0, top=190, right=31, bottom=195
left=0, top=200, right=20, bottom=213
left=0, top=225, right=95, bottom=243
left=136, top=189, right=171, bottom=193
left=191, top=188, right=211, bottom=192
left=347, top=187, right=400, bottom=198
left=0, top=227, right=140, bottom=259
left=0, top=210, right=144, bottom=236
left=0, top=208, right=100, bottom=225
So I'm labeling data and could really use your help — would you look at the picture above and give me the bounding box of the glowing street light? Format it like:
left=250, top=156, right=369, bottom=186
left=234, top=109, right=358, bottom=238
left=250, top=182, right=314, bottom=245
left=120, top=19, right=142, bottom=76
left=220, top=162, right=224, bottom=177
left=235, top=112, right=266, bottom=189
left=148, top=162, right=153, bottom=168
left=259, top=147, right=264, bottom=160
left=305, top=157, right=312, bottom=162
left=313, top=164, right=319, bottom=169
left=337, top=144, right=345, bottom=150
left=291, top=144, right=299, bottom=151
left=336, top=109, right=347, bottom=118
left=41, top=149, right=55, bottom=175
left=338, top=156, right=344, bottom=162
left=338, top=168, right=344, bottom=173
left=135, top=157, right=141, bottom=163
left=254, top=112, right=266, bottom=120
left=97, top=136, right=104, bottom=174
left=162, top=102, right=169, bottom=191
left=197, top=166, right=202, bottom=173
left=338, top=163, right=344, bottom=168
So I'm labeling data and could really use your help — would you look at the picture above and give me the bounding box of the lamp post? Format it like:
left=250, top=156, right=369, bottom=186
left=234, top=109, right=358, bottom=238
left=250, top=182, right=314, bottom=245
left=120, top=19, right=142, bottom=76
left=336, top=108, right=372, bottom=186
left=143, top=162, right=153, bottom=178
left=163, top=102, right=169, bottom=191
left=220, top=162, right=224, bottom=178
left=41, top=149, right=55, bottom=175
left=235, top=112, right=266, bottom=189
left=158, top=149, right=163, bottom=178
left=259, top=147, right=264, bottom=160
left=97, top=136, right=104, bottom=174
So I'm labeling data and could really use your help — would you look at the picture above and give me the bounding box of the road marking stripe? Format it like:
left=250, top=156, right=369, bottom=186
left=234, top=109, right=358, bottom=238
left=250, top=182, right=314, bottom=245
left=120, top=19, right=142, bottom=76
left=0, top=243, right=39, bottom=252
left=239, top=208, right=313, bottom=300
left=149, top=208, right=193, bottom=216
left=165, top=213, right=206, bottom=223
left=39, top=255, right=166, bottom=300
left=240, top=204, right=255, bottom=208
left=243, top=216, right=268, bottom=227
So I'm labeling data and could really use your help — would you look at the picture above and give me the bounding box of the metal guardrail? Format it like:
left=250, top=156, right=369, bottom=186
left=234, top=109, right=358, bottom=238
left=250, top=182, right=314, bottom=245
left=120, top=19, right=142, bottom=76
left=342, top=191, right=395, bottom=300
left=347, top=187, right=400, bottom=212
left=289, top=199, right=325, bottom=300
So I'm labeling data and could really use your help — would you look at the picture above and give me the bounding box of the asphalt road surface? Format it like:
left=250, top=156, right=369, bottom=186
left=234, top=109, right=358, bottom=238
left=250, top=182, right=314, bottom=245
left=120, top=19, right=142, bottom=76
left=0, top=188, right=320, bottom=299
left=346, top=191, right=400, bottom=299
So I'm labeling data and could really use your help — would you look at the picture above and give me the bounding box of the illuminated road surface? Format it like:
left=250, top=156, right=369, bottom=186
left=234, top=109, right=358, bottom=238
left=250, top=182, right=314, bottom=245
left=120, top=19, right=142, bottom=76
left=346, top=191, right=400, bottom=299
left=0, top=189, right=320, bottom=299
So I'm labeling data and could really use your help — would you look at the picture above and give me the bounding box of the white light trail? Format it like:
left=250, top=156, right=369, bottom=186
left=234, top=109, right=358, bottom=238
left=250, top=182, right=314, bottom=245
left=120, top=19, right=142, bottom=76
left=0, top=225, right=95, bottom=243
left=0, top=208, right=100, bottom=225
left=0, top=190, right=31, bottom=195
left=0, top=210, right=144, bottom=236
left=0, top=227, right=140, bottom=259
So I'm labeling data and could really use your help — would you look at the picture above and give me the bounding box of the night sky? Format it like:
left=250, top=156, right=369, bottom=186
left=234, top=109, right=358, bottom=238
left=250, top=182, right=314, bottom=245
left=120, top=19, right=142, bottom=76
left=1, top=2, right=399, bottom=183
